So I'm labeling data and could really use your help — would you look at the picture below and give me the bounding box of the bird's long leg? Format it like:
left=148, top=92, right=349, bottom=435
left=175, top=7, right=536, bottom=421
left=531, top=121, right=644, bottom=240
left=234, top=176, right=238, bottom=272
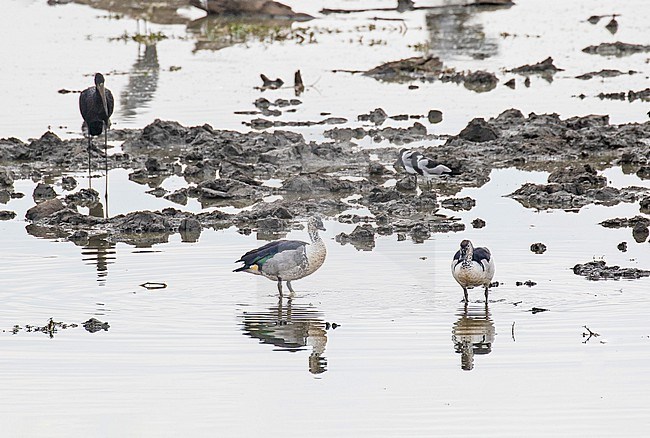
left=87, top=135, right=92, bottom=189
left=287, top=281, right=295, bottom=294
left=277, top=278, right=283, bottom=296
left=104, top=167, right=109, bottom=219
left=463, top=287, right=468, bottom=303
left=104, top=121, right=108, bottom=174
left=103, top=121, right=109, bottom=218
left=484, top=285, right=489, bottom=303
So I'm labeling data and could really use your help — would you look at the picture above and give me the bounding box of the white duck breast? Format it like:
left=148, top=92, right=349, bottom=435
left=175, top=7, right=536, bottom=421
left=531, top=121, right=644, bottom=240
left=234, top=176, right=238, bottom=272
left=451, top=240, right=495, bottom=302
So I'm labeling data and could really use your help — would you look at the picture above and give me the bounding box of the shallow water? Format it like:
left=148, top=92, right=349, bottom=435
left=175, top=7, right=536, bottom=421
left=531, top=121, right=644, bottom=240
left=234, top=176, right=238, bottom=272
left=2, top=0, right=650, bottom=436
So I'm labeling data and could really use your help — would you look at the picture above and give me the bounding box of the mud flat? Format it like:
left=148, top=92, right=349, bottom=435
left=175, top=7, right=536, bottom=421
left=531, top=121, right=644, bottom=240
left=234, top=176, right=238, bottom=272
left=1, top=108, right=649, bottom=246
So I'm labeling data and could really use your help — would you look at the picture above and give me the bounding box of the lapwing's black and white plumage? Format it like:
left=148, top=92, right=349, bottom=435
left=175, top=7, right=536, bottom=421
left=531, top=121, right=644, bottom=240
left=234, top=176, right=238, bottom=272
left=452, top=239, right=495, bottom=302
left=415, top=155, right=452, bottom=189
left=399, top=149, right=451, bottom=189
left=79, top=73, right=114, bottom=173
left=398, top=148, right=423, bottom=184
left=234, top=216, right=327, bottom=294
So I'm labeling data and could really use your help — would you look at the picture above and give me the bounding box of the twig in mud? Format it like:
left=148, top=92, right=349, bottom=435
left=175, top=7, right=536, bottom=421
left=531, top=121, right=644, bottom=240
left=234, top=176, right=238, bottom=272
left=529, top=307, right=549, bottom=314
left=582, top=325, right=600, bottom=343
left=331, top=69, right=365, bottom=74
left=511, top=321, right=516, bottom=342
left=264, top=76, right=323, bottom=95
left=369, top=17, right=408, bottom=35
left=140, top=282, right=167, bottom=290
left=320, top=4, right=471, bottom=15
left=370, top=17, right=407, bottom=22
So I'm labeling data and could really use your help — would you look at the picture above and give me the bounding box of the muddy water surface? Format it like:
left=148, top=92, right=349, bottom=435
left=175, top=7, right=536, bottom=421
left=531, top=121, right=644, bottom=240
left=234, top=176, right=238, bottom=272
left=1, top=0, right=650, bottom=436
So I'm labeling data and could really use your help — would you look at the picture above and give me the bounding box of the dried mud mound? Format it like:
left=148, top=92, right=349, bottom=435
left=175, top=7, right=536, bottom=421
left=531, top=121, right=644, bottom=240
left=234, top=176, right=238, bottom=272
left=2, top=110, right=648, bottom=246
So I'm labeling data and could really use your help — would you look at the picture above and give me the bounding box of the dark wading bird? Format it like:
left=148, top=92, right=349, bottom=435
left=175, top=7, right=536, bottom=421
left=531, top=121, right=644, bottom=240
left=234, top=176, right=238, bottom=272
left=234, top=216, right=327, bottom=295
left=452, top=239, right=495, bottom=303
left=79, top=73, right=114, bottom=175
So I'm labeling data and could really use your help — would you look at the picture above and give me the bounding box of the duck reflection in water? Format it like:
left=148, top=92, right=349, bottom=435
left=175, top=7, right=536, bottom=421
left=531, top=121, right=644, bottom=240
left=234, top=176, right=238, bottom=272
left=241, top=297, right=328, bottom=374
left=451, top=302, right=495, bottom=371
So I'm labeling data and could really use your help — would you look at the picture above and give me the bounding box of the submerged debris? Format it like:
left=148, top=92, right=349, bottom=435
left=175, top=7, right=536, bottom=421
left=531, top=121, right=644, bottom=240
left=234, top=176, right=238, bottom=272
left=509, top=165, right=638, bottom=210
left=363, top=56, right=498, bottom=92
left=530, top=242, right=547, bottom=254
left=0, top=210, right=16, bottom=220
left=597, top=88, right=650, bottom=102
left=190, top=0, right=314, bottom=21
left=573, top=260, right=650, bottom=280
left=140, top=282, right=168, bottom=290
left=441, top=197, right=476, bottom=211
left=83, top=318, right=110, bottom=333
left=575, top=69, right=636, bottom=80
left=582, top=41, right=650, bottom=57
left=516, top=280, right=537, bottom=287
left=22, top=318, right=79, bottom=338
left=336, top=224, right=376, bottom=251
left=600, top=215, right=650, bottom=229
left=364, top=56, right=444, bottom=82
left=582, top=325, right=601, bottom=343
left=508, top=57, right=562, bottom=76
left=358, top=108, right=388, bottom=126
left=471, top=218, right=486, bottom=228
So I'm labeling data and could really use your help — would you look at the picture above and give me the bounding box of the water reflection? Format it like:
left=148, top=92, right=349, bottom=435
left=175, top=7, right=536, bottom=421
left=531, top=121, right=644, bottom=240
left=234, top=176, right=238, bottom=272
left=81, top=234, right=117, bottom=285
left=120, top=43, right=159, bottom=120
left=425, top=3, right=500, bottom=60
left=187, top=16, right=296, bottom=52
left=241, top=297, right=328, bottom=374
left=451, top=302, right=495, bottom=371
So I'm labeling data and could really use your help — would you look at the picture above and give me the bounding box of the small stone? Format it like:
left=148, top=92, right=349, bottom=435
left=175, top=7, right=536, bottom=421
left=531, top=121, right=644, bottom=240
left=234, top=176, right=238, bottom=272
left=471, top=218, right=486, bottom=228
left=458, top=118, right=498, bottom=142
left=530, top=242, right=547, bottom=254
left=368, top=161, right=389, bottom=176
left=358, top=108, right=388, bottom=126
left=617, top=242, right=627, bottom=252
left=25, top=198, right=65, bottom=221
left=83, top=318, right=110, bottom=333
left=61, top=176, right=77, bottom=191
left=33, top=183, right=57, bottom=202
left=516, top=280, right=537, bottom=287
left=427, top=110, right=443, bottom=124
left=0, top=210, right=16, bottom=220
left=0, top=167, right=14, bottom=188
left=632, top=223, right=649, bottom=243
